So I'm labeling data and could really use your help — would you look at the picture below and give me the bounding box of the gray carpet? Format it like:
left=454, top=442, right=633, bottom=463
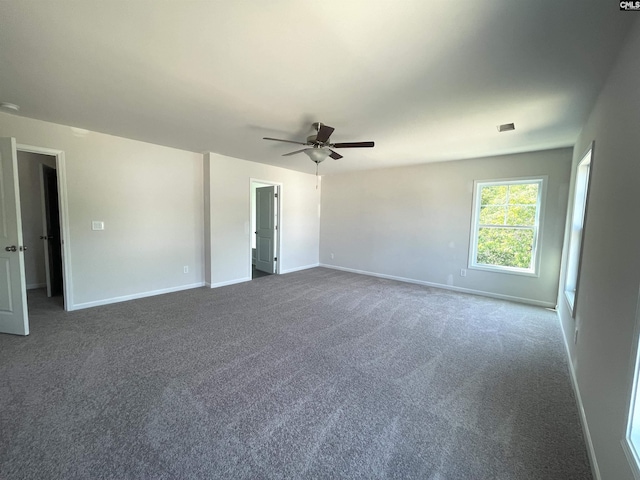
left=0, top=268, right=592, bottom=479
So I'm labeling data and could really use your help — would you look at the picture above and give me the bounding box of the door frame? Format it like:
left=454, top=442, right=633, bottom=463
left=17, top=144, right=72, bottom=310
left=249, top=178, right=281, bottom=276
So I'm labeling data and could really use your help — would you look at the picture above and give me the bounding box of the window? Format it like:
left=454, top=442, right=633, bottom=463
left=564, top=145, right=593, bottom=315
left=469, top=178, right=545, bottom=275
left=624, top=295, right=640, bottom=479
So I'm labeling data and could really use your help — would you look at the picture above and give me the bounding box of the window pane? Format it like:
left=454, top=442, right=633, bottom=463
left=508, top=183, right=539, bottom=205
left=481, top=185, right=507, bottom=206
left=506, top=205, right=536, bottom=226
left=479, top=205, right=506, bottom=225
left=476, top=227, right=534, bottom=269
left=565, top=150, right=592, bottom=308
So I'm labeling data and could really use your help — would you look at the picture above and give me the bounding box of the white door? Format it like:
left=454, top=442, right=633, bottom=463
left=0, top=137, right=29, bottom=335
left=255, top=186, right=276, bottom=274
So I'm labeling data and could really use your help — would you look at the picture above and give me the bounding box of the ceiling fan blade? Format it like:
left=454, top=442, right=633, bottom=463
left=282, top=148, right=308, bottom=156
left=263, top=137, right=308, bottom=146
left=315, top=124, right=335, bottom=143
left=329, top=150, right=343, bottom=160
left=332, top=141, right=375, bottom=148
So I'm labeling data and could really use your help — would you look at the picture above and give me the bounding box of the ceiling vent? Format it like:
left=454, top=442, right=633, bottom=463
left=497, top=123, right=515, bottom=132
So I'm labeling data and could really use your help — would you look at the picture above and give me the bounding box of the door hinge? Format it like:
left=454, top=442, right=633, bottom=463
left=274, top=257, right=277, bottom=261
left=274, top=193, right=278, bottom=198
left=275, top=225, right=278, bottom=230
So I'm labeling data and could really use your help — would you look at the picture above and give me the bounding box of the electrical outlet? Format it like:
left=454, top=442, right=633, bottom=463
left=460, top=268, right=467, bottom=277
left=183, top=266, right=189, bottom=274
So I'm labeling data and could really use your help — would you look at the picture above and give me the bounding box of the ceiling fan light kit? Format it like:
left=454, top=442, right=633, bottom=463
left=303, top=147, right=331, bottom=164
left=263, top=122, right=374, bottom=165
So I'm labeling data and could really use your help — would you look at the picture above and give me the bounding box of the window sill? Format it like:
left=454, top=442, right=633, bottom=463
left=468, top=264, right=539, bottom=278
left=564, top=290, right=576, bottom=317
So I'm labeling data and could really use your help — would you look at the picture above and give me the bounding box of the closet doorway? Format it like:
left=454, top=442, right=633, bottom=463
left=250, top=180, right=281, bottom=279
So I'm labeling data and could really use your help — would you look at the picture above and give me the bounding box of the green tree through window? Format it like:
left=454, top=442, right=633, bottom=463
left=471, top=179, right=543, bottom=273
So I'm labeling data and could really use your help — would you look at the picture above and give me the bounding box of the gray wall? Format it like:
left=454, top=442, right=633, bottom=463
left=204, top=153, right=319, bottom=287
left=1, top=113, right=205, bottom=309
left=557, top=19, right=640, bottom=480
left=2, top=113, right=321, bottom=310
left=17, top=151, right=57, bottom=289
left=320, top=148, right=572, bottom=306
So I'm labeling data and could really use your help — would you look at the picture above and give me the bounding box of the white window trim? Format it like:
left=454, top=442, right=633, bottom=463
left=563, top=143, right=594, bottom=317
left=468, top=176, right=547, bottom=277
left=623, top=287, right=640, bottom=480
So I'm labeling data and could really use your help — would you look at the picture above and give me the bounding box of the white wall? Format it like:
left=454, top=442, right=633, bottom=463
left=320, top=148, right=572, bottom=306
left=557, top=19, right=640, bottom=480
left=204, top=152, right=319, bottom=287
left=1, top=113, right=204, bottom=309
left=17, top=151, right=57, bottom=289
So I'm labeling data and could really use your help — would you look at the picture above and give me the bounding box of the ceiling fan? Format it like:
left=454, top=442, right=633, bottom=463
left=263, top=122, right=374, bottom=164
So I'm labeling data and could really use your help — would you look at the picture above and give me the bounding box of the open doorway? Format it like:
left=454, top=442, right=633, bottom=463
left=17, top=150, right=65, bottom=309
left=250, top=180, right=281, bottom=279
left=0, top=139, right=71, bottom=335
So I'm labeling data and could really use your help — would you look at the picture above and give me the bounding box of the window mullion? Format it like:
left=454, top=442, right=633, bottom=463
left=478, top=225, right=533, bottom=230
left=504, top=186, right=510, bottom=225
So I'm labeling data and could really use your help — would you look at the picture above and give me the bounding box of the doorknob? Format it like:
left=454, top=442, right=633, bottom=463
left=5, top=246, right=17, bottom=252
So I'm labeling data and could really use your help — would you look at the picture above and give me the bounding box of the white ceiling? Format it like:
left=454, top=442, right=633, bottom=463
left=0, top=1, right=634, bottom=175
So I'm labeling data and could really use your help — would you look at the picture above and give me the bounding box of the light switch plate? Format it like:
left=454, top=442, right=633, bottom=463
left=92, top=221, right=104, bottom=231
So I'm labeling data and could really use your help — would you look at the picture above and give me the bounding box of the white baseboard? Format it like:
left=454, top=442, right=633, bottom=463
left=280, top=263, right=319, bottom=274
left=558, top=314, right=601, bottom=480
left=319, top=264, right=555, bottom=308
left=209, top=277, right=251, bottom=288
left=27, top=283, right=46, bottom=290
left=68, top=282, right=205, bottom=311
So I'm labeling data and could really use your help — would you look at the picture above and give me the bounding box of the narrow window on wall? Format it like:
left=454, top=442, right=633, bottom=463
left=564, top=145, right=593, bottom=315
left=624, top=295, right=640, bottom=479
left=469, top=177, right=545, bottom=276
